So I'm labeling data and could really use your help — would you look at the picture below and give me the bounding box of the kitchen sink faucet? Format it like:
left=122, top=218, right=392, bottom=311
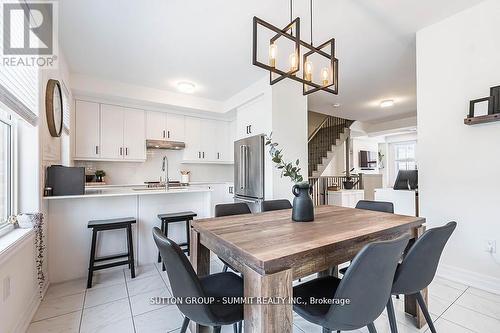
left=161, top=155, right=169, bottom=191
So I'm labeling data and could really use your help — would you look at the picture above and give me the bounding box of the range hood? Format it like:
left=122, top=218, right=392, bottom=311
left=146, top=139, right=185, bottom=150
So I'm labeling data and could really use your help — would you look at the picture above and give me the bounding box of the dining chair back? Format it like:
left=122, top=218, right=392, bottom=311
left=215, top=202, right=251, bottom=217
left=261, top=199, right=292, bottom=212
left=355, top=200, right=394, bottom=213
left=326, top=235, right=409, bottom=330
left=153, top=227, right=215, bottom=325
left=392, top=221, right=457, bottom=294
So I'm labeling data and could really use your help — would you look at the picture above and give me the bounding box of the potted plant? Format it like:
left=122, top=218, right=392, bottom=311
left=95, top=170, right=106, bottom=182
left=265, top=134, right=314, bottom=222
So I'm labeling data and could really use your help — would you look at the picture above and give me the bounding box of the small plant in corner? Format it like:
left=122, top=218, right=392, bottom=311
left=264, top=133, right=304, bottom=184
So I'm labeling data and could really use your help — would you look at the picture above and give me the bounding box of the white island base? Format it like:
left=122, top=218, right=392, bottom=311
left=45, top=188, right=211, bottom=283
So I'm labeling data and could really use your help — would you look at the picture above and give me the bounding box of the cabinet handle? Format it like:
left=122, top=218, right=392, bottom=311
left=202, top=151, right=205, bottom=158
left=95, top=146, right=99, bottom=155
left=125, top=147, right=129, bottom=155
left=229, top=186, right=233, bottom=194
left=120, top=147, right=123, bottom=155
left=248, top=125, right=252, bottom=134
left=167, top=130, right=170, bottom=138
left=217, top=152, right=220, bottom=160
left=246, top=125, right=249, bottom=134
left=162, top=130, right=166, bottom=138
left=198, top=152, right=201, bottom=159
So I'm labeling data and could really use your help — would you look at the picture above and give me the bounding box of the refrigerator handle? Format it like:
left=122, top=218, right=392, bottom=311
left=239, top=145, right=245, bottom=189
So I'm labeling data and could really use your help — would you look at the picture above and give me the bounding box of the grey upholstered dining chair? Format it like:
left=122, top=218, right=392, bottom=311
left=386, top=221, right=457, bottom=333
left=339, top=200, right=395, bottom=276
left=261, top=199, right=292, bottom=212
left=214, top=202, right=251, bottom=272
left=293, top=235, right=409, bottom=333
left=153, top=227, right=243, bottom=333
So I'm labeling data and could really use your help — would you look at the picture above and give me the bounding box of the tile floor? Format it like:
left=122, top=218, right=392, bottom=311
left=28, top=258, right=500, bottom=333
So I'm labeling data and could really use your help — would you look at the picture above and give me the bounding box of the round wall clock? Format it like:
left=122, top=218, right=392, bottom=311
left=45, top=79, right=64, bottom=137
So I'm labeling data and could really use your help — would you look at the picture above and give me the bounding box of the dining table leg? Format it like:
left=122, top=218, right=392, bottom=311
left=242, top=266, right=294, bottom=333
left=189, top=228, right=211, bottom=333
left=404, top=225, right=428, bottom=329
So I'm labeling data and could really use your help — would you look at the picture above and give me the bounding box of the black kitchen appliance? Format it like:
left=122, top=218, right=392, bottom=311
left=46, top=165, right=85, bottom=196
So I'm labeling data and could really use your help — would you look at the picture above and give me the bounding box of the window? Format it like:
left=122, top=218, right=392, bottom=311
left=394, top=142, right=417, bottom=175
left=0, top=115, right=13, bottom=232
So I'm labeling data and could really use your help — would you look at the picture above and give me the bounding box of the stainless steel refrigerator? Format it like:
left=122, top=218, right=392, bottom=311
left=234, top=135, right=265, bottom=212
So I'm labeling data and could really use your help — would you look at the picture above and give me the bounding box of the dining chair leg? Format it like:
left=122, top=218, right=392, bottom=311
left=180, top=317, right=190, bottom=333
left=386, top=296, right=399, bottom=333
left=213, top=326, right=221, bottom=333
left=367, top=322, right=377, bottom=333
left=238, top=320, right=242, bottom=333
left=233, top=323, right=238, bottom=333
left=321, top=327, right=330, bottom=333
left=222, top=264, right=229, bottom=272
left=415, top=291, right=437, bottom=333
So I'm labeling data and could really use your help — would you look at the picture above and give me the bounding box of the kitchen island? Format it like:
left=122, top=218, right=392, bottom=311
left=44, top=186, right=212, bottom=283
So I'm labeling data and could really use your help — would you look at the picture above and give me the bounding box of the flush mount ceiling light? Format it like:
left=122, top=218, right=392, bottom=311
left=380, top=100, right=395, bottom=108
left=177, top=81, right=196, bottom=94
left=252, top=0, right=338, bottom=96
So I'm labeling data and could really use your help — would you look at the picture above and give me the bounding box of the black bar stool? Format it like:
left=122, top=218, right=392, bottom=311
left=157, top=211, right=197, bottom=271
left=87, top=217, right=136, bottom=288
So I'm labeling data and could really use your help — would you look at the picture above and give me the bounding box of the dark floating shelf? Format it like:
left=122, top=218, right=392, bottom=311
left=464, top=113, right=500, bottom=125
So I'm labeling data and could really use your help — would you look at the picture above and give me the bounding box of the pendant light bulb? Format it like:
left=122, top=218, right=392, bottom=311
left=289, top=52, right=298, bottom=71
left=304, top=60, right=313, bottom=81
left=321, top=67, right=329, bottom=86
left=269, top=43, right=278, bottom=68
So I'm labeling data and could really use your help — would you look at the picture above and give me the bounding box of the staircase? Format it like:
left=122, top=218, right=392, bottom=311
left=308, top=115, right=354, bottom=177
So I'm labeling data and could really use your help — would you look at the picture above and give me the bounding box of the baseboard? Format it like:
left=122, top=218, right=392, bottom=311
left=437, top=264, right=500, bottom=295
left=13, top=282, right=49, bottom=333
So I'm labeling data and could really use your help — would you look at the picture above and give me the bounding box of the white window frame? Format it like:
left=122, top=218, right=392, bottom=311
left=0, top=112, right=17, bottom=238
left=393, top=141, right=417, bottom=174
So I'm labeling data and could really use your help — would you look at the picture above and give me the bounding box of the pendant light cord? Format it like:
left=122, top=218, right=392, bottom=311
left=310, top=0, right=313, bottom=46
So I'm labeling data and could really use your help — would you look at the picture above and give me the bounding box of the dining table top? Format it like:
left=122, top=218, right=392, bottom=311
left=192, top=205, right=425, bottom=275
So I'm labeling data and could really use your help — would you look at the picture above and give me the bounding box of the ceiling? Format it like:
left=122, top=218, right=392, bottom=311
left=59, top=0, right=483, bottom=122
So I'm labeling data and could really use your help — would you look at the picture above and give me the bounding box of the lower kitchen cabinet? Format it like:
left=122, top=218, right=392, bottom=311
left=205, top=183, right=234, bottom=216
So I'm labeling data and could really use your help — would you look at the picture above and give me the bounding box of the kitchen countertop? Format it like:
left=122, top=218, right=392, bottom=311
left=43, top=185, right=213, bottom=200
left=84, top=181, right=233, bottom=189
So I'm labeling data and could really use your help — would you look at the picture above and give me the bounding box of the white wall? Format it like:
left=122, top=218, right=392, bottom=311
left=76, top=150, right=233, bottom=185
left=271, top=80, right=308, bottom=202
left=417, top=0, right=500, bottom=293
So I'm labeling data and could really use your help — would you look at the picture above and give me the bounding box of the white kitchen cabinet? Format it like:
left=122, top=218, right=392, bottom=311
left=183, top=117, right=232, bottom=163
left=146, top=111, right=165, bottom=140
left=100, top=104, right=125, bottom=159
left=328, top=190, right=364, bottom=208
left=214, top=121, right=232, bottom=162
left=123, top=109, right=146, bottom=160
left=236, top=94, right=271, bottom=139
left=166, top=113, right=185, bottom=141
left=146, top=111, right=185, bottom=141
left=184, top=117, right=202, bottom=161
left=207, top=183, right=235, bottom=216
left=74, top=100, right=100, bottom=159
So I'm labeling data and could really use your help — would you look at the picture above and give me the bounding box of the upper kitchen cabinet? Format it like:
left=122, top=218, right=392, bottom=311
left=183, top=116, right=233, bottom=164
left=74, top=101, right=146, bottom=161
left=74, top=100, right=100, bottom=159
left=236, top=94, right=271, bottom=140
left=146, top=111, right=185, bottom=141
left=100, top=104, right=146, bottom=161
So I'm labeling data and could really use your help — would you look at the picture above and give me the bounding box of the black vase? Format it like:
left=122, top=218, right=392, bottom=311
left=292, top=183, right=314, bottom=222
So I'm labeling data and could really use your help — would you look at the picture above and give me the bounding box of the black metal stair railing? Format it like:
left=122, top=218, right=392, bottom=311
left=308, top=115, right=353, bottom=177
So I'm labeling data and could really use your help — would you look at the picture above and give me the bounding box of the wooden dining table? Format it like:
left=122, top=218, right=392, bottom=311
left=189, top=205, right=426, bottom=333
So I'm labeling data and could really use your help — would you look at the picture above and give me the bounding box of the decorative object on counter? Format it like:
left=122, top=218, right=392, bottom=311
left=95, top=170, right=106, bottom=182
left=342, top=167, right=359, bottom=190
left=252, top=0, right=339, bottom=96
left=378, top=151, right=385, bottom=169
left=465, top=85, right=500, bottom=125
left=327, top=185, right=340, bottom=192
left=265, top=133, right=314, bottom=222
left=180, top=170, right=190, bottom=184
left=45, top=79, right=64, bottom=137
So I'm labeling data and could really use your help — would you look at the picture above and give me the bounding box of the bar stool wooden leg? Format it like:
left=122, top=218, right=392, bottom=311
left=87, top=228, right=98, bottom=288
left=127, top=224, right=136, bottom=278
left=158, top=220, right=165, bottom=263
left=162, top=221, right=169, bottom=271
